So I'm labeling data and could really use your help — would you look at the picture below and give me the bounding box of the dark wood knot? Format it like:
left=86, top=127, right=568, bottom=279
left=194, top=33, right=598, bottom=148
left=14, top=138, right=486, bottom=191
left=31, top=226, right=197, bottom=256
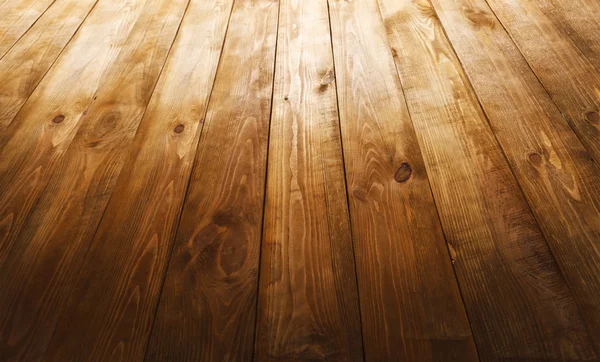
left=394, top=163, right=412, bottom=183
left=52, top=115, right=65, bottom=123
left=585, top=111, right=599, bottom=124
left=174, top=124, right=185, bottom=133
left=528, top=152, right=542, bottom=165
left=320, top=69, right=335, bottom=85
left=317, top=69, right=335, bottom=93
left=352, top=187, right=367, bottom=201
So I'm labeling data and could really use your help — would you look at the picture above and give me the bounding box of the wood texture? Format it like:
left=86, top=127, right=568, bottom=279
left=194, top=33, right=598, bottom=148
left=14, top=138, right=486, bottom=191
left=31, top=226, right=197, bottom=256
left=253, top=0, right=363, bottom=360
left=0, top=0, right=600, bottom=359
left=0, top=0, right=56, bottom=59
left=377, top=0, right=598, bottom=360
left=36, top=0, right=236, bottom=360
left=0, top=0, right=98, bottom=131
left=327, top=0, right=478, bottom=360
left=429, top=0, right=600, bottom=351
left=0, top=0, right=186, bottom=359
left=145, top=0, right=278, bottom=360
left=0, top=0, right=148, bottom=264
left=484, top=0, right=600, bottom=165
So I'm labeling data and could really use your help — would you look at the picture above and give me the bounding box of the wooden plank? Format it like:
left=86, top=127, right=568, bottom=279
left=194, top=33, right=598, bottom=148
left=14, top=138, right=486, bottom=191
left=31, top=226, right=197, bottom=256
left=0, top=0, right=55, bottom=59
left=327, top=0, right=478, bottom=360
left=428, top=0, right=600, bottom=351
left=144, top=0, right=278, bottom=360
left=0, top=0, right=99, bottom=131
left=484, top=0, right=600, bottom=165
left=376, top=0, right=598, bottom=360
left=0, top=0, right=187, bottom=359
left=38, top=0, right=235, bottom=360
left=253, top=0, right=363, bottom=360
left=0, top=0, right=148, bottom=261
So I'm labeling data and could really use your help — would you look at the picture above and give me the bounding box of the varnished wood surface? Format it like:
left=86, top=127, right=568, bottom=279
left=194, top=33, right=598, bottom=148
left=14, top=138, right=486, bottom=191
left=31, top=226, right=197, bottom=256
left=328, top=0, right=477, bottom=360
left=0, top=0, right=185, bottom=359
left=0, top=0, right=147, bottom=264
left=428, top=0, right=600, bottom=353
left=0, top=0, right=599, bottom=360
left=0, top=0, right=98, bottom=131
left=0, top=0, right=55, bottom=59
left=147, top=0, right=276, bottom=360
left=36, top=0, right=189, bottom=359
left=485, top=0, right=600, bottom=165
left=254, top=0, right=363, bottom=359
left=377, top=0, right=597, bottom=360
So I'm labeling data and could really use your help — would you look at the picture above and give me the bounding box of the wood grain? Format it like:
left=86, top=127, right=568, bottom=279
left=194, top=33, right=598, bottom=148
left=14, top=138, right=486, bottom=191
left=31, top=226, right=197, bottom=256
left=145, top=0, right=278, bottom=360
left=484, top=0, right=600, bottom=166
left=0, top=0, right=56, bottom=59
left=36, top=0, right=235, bottom=360
left=327, top=0, right=478, bottom=360
left=0, top=0, right=98, bottom=131
left=429, top=0, right=600, bottom=352
left=0, top=0, right=148, bottom=264
left=377, top=0, right=598, bottom=360
left=253, top=0, right=363, bottom=360
left=0, top=0, right=598, bottom=359
left=0, top=0, right=186, bottom=359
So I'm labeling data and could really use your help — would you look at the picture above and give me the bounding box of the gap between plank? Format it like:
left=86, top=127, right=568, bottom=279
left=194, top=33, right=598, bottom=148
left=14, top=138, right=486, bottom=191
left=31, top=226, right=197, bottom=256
left=324, top=0, right=367, bottom=360
left=250, top=0, right=281, bottom=358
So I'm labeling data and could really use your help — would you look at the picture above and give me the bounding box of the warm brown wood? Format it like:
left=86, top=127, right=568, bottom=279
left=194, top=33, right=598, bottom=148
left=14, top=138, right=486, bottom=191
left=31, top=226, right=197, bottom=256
left=0, top=0, right=98, bottom=131
left=428, top=0, right=600, bottom=351
left=145, top=0, right=278, bottom=360
left=0, top=0, right=186, bottom=359
left=38, top=0, right=234, bottom=360
left=484, top=0, right=600, bottom=166
left=0, top=0, right=56, bottom=59
left=1, top=0, right=600, bottom=359
left=327, top=0, right=478, bottom=360
left=0, top=0, right=148, bottom=263
left=377, top=0, right=598, bottom=360
left=253, top=0, right=363, bottom=360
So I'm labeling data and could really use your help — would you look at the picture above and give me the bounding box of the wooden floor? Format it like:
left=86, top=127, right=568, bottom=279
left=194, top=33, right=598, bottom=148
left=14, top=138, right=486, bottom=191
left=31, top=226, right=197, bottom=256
left=1, top=0, right=600, bottom=360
